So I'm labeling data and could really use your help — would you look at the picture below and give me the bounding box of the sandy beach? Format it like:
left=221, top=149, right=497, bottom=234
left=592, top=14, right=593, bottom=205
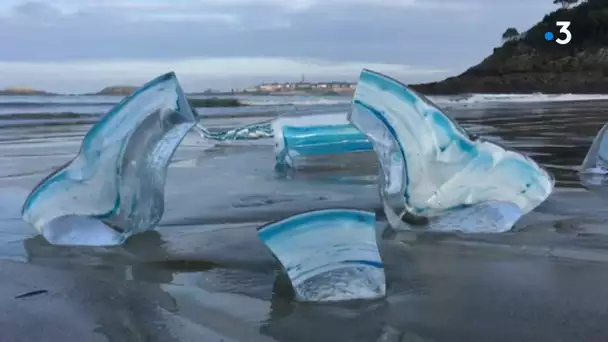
left=2, top=94, right=608, bottom=341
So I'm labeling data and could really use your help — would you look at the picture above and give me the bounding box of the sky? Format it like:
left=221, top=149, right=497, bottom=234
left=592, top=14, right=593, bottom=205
left=0, top=0, right=555, bottom=93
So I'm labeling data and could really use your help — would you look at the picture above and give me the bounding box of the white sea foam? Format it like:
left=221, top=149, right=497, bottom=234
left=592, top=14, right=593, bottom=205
left=245, top=93, right=608, bottom=107
left=240, top=93, right=608, bottom=107
left=241, top=98, right=351, bottom=106
left=431, top=93, right=608, bottom=105
left=3, top=93, right=608, bottom=110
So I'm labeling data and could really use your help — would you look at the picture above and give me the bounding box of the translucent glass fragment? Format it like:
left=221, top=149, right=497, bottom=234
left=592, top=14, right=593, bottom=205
left=21, top=72, right=198, bottom=246
left=193, top=120, right=273, bottom=141
left=194, top=112, right=373, bottom=169
left=579, top=123, right=608, bottom=190
left=196, top=111, right=499, bottom=171
left=348, top=69, right=554, bottom=233
left=580, top=123, right=608, bottom=175
left=271, top=114, right=372, bottom=169
left=257, top=209, right=386, bottom=302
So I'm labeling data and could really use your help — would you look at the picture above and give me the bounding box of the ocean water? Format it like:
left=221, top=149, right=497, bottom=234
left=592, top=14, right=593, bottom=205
left=3, top=93, right=608, bottom=341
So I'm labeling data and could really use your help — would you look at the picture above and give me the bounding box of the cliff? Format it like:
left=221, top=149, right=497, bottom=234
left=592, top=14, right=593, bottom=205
left=411, top=0, right=608, bottom=94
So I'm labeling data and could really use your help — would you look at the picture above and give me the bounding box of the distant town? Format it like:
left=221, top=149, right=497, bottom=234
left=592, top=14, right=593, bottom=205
left=199, top=78, right=357, bottom=95
left=0, top=77, right=357, bottom=96
left=241, top=80, right=356, bottom=94
left=187, top=75, right=356, bottom=95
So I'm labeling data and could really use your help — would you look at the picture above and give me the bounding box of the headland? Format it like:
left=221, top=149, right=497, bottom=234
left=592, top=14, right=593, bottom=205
left=411, top=0, right=608, bottom=94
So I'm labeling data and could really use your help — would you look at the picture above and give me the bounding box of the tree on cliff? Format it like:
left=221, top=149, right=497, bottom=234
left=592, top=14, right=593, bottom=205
left=553, top=0, right=578, bottom=9
left=501, top=27, right=520, bottom=42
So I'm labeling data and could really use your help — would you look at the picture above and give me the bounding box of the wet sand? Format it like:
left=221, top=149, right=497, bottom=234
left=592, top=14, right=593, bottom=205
left=5, top=220, right=608, bottom=342
left=3, top=101, right=608, bottom=341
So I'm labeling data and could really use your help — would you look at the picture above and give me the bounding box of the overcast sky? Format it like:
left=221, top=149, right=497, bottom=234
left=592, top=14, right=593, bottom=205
left=0, top=0, right=554, bottom=93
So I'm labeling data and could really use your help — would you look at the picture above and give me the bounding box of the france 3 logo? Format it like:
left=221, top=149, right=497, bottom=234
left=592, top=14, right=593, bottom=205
left=544, top=21, right=572, bottom=45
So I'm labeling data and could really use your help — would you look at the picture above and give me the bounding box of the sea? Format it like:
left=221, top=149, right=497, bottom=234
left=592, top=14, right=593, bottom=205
left=2, top=93, right=608, bottom=342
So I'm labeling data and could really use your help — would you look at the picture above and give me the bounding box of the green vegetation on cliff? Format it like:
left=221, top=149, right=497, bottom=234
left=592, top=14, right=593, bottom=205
left=506, top=0, right=607, bottom=54
left=412, top=0, right=608, bottom=94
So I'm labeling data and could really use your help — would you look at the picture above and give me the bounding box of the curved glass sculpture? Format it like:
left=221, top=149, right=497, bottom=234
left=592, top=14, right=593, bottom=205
left=257, top=209, right=386, bottom=302
left=21, top=72, right=198, bottom=246
left=348, top=69, right=554, bottom=233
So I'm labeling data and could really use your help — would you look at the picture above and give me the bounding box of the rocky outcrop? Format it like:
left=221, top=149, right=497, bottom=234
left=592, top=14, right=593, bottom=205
left=412, top=45, right=608, bottom=94
left=0, top=87, right=52, bottom=95
left=95, top=86, right=138, bottom=96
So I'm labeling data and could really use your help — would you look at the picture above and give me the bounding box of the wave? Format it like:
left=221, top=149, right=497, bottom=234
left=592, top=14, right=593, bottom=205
left=435, top=93, right=608, bottom=105
left=250, top=93, right=608, bottom=106
left=240, top=93, right=608, bottom=107
left=241, top=98, right=352, bottom=106
left=3, top=93, right=608, bottom=109
left=0, top=95, right=121, bottom=105
left=0, top=102, right=117, bottom=108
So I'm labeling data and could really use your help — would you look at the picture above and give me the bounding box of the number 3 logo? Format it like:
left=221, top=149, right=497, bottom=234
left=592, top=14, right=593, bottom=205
left=556, top=21, right=572, bottom=45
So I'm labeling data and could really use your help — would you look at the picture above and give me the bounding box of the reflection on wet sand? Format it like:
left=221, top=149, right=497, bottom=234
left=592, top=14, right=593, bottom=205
left=21, top=232, right=178, bottom=341
left=17, top=231, right=279, bottom=341
left=4, top=100, right=608, bottom=341
left=18, top=219, right=608, bottom=342
left=258, top=229, right=608, bottom=342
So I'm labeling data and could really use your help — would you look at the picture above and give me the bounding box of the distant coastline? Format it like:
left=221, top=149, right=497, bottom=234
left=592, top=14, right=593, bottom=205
left=0, top=80, right=356, bottom=97
left=91, top=86, right=138, bottom=96
left=0, top=87, right=55, bottom=96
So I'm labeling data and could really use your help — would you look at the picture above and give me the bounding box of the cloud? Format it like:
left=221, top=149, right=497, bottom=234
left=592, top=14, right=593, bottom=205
left=0, top=57, right=451, bottom=93
left=0, top=0, right=555, bottom=91
left=4, top=0, right=480, bottom=13
left=0, top=0, right=547, bottom=63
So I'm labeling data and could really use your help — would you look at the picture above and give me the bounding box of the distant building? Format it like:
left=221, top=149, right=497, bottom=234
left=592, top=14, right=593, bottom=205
left=257, top=83, right=280, bottom=92
left=315, top=82, right=356, bottom=91
left=295, top=82, right=312, bottom=90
